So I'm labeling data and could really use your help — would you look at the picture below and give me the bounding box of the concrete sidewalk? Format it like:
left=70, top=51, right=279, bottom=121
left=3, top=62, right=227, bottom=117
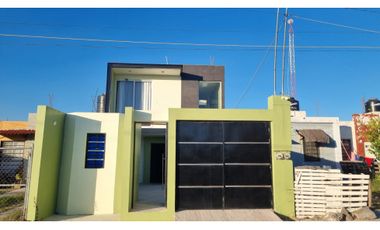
left=44, top=214, right=120, bottom=221
left=44, top=209, right=282, bottom=221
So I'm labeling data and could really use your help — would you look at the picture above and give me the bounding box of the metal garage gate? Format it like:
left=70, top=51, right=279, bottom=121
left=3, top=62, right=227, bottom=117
left=176, top=121, right=272, bottom=210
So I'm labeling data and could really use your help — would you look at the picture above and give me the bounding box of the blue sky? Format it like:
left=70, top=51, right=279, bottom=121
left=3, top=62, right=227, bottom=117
left=0, top=8, right=379, bottom=121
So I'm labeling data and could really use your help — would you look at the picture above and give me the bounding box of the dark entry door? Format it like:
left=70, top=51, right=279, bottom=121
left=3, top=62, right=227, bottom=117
left=341, top=139, right=352, bottom=161
left=150, top=143, right=165, bottom=183
left=176, top=121, right=272, bottom=210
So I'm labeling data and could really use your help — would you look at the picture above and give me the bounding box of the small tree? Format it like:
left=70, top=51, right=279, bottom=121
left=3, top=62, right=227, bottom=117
left=362, top=117, right=380, bottom=159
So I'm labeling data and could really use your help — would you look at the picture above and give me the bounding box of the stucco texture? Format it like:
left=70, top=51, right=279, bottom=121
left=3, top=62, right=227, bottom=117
left=26, top=106, right=65, bottom=221
left=56, top=113, right=122, bottom=215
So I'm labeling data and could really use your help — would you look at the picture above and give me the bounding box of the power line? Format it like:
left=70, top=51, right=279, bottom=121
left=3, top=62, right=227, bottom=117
left=0, top=20, right=263, bottom=34
left=3, top=40, right=380, bottom=53
left=0, top=33, right=273, bottom=48
left=236, top=12, right=287, bottom=107
left=290, top=14, right=380, bottom=35
left=345, top=8, right=380, bottom=16
left=234, top=45, right=272, bottom=107
left=1, top=32, right=380, bottom=50
left=1, top=20, right=377, bottom=35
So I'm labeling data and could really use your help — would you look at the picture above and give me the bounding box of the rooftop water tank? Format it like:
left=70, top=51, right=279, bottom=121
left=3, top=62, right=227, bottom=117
left=365, top=98, right=380, bottom=113
left=288, top=97, right=300, bottom=111
left=97, top=94, right=106, bottom=113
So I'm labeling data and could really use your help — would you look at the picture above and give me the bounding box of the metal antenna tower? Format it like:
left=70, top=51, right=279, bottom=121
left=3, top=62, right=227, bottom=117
left=288, top=18, right=297, bottom=98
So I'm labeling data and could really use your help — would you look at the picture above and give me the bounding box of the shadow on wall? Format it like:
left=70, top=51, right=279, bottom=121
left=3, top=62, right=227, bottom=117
left=291, top=131, right=340, bottom=169
left=291, top=137, right=337, bottom=148
left=291, top=151, right=341, bottom=169
left=57, top=115, right=101, bottom=215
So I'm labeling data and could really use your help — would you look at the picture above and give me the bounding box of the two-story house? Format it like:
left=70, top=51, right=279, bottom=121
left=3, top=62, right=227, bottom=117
left=26, top=63, right=295, bottom=221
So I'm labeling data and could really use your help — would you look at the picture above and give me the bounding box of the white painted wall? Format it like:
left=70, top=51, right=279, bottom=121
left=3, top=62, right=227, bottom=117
left=57, top=113, right=122, bottom=215
left=114, top=74, right=182, bottom=121
left=291, top=111, right=343, bottom=169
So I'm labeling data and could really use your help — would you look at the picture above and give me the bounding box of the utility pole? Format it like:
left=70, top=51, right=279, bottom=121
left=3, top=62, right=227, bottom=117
left=48, top=93, right=54, bottom=107
left=288, top=18, right=297, bottom=98
left=91, top=88, right=99, bottom=112
left=281, top=8, right=289, bottom=96
left=273, top=8, right=280, bottom=95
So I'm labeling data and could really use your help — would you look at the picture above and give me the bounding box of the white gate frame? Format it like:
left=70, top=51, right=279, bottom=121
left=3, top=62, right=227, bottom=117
left=294, top=168, right=370, bottom=218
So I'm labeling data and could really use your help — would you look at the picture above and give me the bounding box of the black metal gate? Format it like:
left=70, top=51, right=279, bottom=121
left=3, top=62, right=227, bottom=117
left=176, top=121, right=272, bottom=210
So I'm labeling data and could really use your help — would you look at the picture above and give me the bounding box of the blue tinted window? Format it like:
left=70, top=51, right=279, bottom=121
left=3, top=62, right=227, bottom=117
left=85, top=133, right=105, bottom=169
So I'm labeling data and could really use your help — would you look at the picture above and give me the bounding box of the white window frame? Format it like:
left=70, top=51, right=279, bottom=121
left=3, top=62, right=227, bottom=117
left=116, top=79, right=152, bottom=111
left=198, top=81, right=222, bottom=109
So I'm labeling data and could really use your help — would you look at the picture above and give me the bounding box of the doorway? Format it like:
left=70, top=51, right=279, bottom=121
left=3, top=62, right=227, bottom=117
left=132, top=122, right=167, bottom=211
left=150, top=143, right=165, bottom=184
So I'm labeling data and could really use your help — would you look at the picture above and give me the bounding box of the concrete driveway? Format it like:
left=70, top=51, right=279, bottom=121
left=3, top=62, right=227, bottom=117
left=44, top=209, right=282, bottom=221
left=175, top=209, right=282, bottom=221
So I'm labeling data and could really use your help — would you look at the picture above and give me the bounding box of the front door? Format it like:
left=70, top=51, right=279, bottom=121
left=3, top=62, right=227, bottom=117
left=150, top=143, right=165, bottom=184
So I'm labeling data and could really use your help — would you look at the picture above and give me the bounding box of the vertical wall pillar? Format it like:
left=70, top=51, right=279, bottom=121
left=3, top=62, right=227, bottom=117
left=26, top=106, right=65, bottom=220
left=268, top=96, right=295, bottom=219
left=114, top=108, right=134, bottom=215
left=115, top=107, right=175, bottom=220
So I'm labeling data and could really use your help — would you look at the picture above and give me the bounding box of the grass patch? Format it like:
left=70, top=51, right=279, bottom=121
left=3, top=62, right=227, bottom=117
left=0, top=209, right=24, bottom=221
left=0, top=189, right=12, bottom=196
left=0, top=194, right=24, bottom=212
left=372, top=176, right=380, bottom=193
left=371, top=175, right=380, bottom=209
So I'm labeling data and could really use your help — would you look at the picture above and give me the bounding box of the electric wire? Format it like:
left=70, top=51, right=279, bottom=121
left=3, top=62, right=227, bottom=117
left=290, top=14, right=380, bottom=35
left=3, top=40, right=380, bottom=53
left=234, top=44, right=273, bottom=107
left=234, top=20, right=286, bottom=107
left=1, top=20, right=377, bottom=34
left=2, top=33, right=380, bottom=49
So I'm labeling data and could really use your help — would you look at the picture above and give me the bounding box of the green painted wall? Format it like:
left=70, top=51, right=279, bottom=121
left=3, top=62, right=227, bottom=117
left=115, top=108, right=176, bottom=221
left=167, top=95, right=295, bottom=219
left=268, top=96, right=295, bottom=219
left=26, top=106, right=65, bottom=221
left=114, top=96, right=295, bottom=220
left=27, top=96, right=294, bottom=221
left=114, top=108, right=134, bottom=214
left=133, top=123, right=142, bottom=203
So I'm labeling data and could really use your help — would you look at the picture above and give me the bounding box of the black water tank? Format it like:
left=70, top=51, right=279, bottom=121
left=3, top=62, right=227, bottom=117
left=365, top=98, right=380, bottom=113
left=289, top=97, right=300, bottom=111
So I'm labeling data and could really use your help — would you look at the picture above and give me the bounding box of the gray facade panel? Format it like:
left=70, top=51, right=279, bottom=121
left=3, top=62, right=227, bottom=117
left=181, top=65, right=225, bottom=108
left=181, top=81, right=199, bottom=108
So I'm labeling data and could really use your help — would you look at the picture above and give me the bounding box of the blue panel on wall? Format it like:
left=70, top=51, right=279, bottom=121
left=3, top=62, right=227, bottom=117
left=85, top=160, right=104, bottom=168
left=87, top=134, right=106, bottom=142
left=85, top=133, right=106, bottom=169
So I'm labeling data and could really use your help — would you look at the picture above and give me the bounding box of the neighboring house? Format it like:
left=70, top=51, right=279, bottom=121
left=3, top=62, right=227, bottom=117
left=0, top=117, right=35, bottom=184
left=352, top=112, right=380, bottom=159
left=26, top=63, right=296, bottom=221
left=290, top=111, right=343, bottom=169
